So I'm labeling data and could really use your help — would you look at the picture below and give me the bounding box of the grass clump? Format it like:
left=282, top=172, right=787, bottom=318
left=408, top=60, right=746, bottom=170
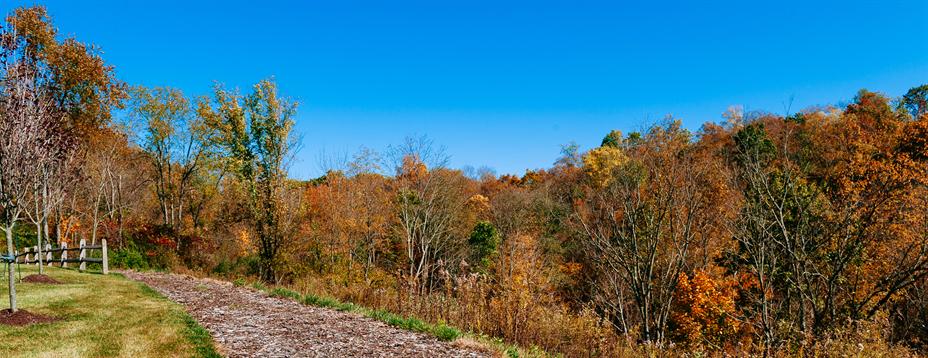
left=371, top=310, right=460, bottom=341
left=269, top=287, right=301, bottom=300
left=302, top=293, right=343, bottom=310
left=432, top=323, right=462, bottom=341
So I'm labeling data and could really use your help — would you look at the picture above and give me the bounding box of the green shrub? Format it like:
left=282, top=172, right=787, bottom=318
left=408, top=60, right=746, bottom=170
left=112, top=244, right=150, bottom=270
left=11, top=225, right=35, bottom=250
left=270, top=287, right=301, bottom=300
left=432, top=324, right=462, bottom=341
left=240, top=255, right=260, bottom=276
left=212, top=256, right=260, bottom=277
left=212, top=260, right=232, bottom=275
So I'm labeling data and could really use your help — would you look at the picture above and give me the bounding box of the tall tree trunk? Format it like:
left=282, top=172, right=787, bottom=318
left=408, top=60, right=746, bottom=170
left=55, top=214, right=62, bottom=245
left=32, top=182, right=44, bottom=275
left=35, top=220, right=43, bottom=275
left=91, top=184, right=103, bottom=246
left=5, top=227, right=17, bottom=312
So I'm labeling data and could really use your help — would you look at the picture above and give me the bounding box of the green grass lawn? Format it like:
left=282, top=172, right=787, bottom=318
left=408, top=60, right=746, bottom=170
left=0, top=265, right=220, bottom=357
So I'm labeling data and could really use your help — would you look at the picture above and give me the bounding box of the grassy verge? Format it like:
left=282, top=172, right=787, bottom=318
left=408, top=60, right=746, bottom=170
left=259, top=285, right=549, bottom=357
left=270, top=286, right=462, bottom=341
left=0, top=265, right=220, bottom=357
left=137, top=281, right=222, bottom=358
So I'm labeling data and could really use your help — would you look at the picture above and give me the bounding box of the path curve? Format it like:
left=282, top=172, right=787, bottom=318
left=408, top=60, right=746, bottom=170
left=123, top=271, right=487, bottom=358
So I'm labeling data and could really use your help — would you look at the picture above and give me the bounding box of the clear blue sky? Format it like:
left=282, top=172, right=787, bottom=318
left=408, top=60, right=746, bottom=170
left=4, top=1, right=927, bottom=179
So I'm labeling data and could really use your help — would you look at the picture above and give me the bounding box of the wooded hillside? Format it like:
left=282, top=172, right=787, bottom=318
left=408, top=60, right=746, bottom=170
left=2, top=5, right=927, bottom=357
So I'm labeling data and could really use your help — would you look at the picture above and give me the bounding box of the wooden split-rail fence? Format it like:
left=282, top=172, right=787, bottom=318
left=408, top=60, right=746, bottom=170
left=14, top=239, right=109, bottom=275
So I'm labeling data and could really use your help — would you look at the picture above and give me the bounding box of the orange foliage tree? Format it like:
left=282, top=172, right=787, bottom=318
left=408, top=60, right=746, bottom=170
left=670, top=271, right=741, bottom=349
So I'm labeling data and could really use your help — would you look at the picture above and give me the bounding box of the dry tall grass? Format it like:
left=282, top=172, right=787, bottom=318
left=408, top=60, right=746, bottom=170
left=291, top=270, right=642, bottom=357
left=286, top=269, right=921, bottom=357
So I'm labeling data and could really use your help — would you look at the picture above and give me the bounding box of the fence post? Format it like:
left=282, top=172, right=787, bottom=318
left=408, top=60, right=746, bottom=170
left=24, top=247, right=30, bottom=264
left=79, top=239, right=86, bottom=272
left=60, top=242, right=68, bottom=268
left=102, top=239, right=108, bottom=275
left=14, top=250, right=19, bottom=264
left=45, top=244, right=52, bottom=263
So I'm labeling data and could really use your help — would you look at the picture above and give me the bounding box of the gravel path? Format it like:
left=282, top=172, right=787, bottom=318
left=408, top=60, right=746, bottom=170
left=122, top=271, right=488, bottom=358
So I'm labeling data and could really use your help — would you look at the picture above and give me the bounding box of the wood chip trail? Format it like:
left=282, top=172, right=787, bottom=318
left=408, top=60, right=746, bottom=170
left=123, top=271, right=488, bottom=358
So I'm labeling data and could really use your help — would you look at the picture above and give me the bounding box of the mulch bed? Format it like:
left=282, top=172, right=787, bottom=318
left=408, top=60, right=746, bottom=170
left=22, top=274, right=62, bottom=284
left=0, top=309, right=59, bottom=326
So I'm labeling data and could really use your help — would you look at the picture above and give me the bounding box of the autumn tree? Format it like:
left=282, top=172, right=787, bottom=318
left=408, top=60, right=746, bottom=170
left=489, top=185, right=540, bottom=282
left=582, top=143, right=626, bottom=188
left=390, top=136, right=474, bottom=293
left=22, top=147, right=73, bottom=274
left=720, top=89, right=928, bottom=350
left=130, top=86, right=209, bottom=233
left=0, top=5, right=125, bottom=281
left=901, top=84, right=928, bottom=120
left=0, top=32, right=64, bottom=310
left=4, top=6, right=126, bottom=134
left=575, top=121, right=720, bottom=343
left=722, top=121, right=797, bottom=347
left=346, top=149, right=394, bottom=280
left=669, top=271, right=741, bottom=349
left=554, top=142, right=582, bottom=168
left=199, top=79, right=296, bottom=282
left=79, top=127, right=146, bottom=247
left=824, top=90, right=928, bottom=324
left=601, top=129, right=622, bottom=148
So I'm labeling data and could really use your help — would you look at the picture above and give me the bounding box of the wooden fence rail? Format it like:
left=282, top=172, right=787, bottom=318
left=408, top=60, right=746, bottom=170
left=14, top=239, right=109, bottom=275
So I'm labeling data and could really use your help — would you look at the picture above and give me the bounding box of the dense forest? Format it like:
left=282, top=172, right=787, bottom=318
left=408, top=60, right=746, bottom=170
left=2, top=6, right=928, bottom=356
